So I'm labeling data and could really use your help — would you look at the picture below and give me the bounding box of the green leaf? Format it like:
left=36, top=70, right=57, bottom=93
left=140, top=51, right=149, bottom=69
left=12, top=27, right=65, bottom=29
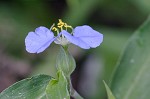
left=103, top=81, right=116, bottom=99
left=56, top=46, right=76, bottom=77
left=46, top=70, right=70, bottom=99
left=111, top=16, right=150, bottom=99
left=0, top=75, right=51, bottom=99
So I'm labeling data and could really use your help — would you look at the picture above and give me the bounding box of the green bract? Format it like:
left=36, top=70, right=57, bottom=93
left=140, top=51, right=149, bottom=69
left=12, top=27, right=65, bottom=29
left=46, top=70, right=70, bottom=99
left=56, top=46, right=76, bottom=77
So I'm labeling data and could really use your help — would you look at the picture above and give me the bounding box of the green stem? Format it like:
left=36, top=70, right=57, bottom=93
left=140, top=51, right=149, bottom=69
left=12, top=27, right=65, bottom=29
left=66, top=77, right=74, bottom=95
left=66, top=76, right=83, bottom=99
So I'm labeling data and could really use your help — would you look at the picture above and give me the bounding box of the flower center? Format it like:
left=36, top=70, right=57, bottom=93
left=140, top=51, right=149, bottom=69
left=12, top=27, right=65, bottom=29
left=52, top=19, right=73, bottom=33
left=52, top=19, right=72, bottom=46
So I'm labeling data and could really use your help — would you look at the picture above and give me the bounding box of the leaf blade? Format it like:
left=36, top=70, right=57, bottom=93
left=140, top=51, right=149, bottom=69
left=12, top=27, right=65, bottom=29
left=111, top=16, right=150, bottom=99
left=0, top=74, right=51, bottom=99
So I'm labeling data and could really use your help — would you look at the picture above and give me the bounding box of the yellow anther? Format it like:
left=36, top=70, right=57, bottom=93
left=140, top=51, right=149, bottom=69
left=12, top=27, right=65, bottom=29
left=57, top=19, right=65, bottom=31
left=52, top=19, right=73, bottom=33
left=58, top=19, right=64, bottom=24
left=57, top=25, right=62, bottom=28
left=64, top=23, right=73, bottom=31
left=57, top=19, right=65, bottom=27
left=64, top=23, right=72, bottom=28
left=52, top=27, right=57, bottom=31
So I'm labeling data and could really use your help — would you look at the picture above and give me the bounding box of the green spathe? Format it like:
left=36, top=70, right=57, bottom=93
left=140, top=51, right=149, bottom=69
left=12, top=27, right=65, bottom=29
left=56, top=46, right=76, bottom=77
left=46, top=70, right=70, bottom=99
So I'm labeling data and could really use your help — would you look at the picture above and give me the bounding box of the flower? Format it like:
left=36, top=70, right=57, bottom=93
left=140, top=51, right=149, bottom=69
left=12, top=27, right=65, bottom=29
left=25, top=19, right=103, bottom=53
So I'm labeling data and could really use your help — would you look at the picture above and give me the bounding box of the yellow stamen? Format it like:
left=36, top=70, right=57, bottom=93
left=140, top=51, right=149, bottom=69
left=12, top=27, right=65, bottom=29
left=64, top=23, right=72, bottom=28
left=51, top=19, right=73, bottom=34
left=52, top=27, right=57, bottom=31
left=57, top=19, right=65, bottom=26
left=64, top=23, right=73, bottom=31
left=57, top=19, right=64, bottom=26
left=57, top=19, right=65, bottom=31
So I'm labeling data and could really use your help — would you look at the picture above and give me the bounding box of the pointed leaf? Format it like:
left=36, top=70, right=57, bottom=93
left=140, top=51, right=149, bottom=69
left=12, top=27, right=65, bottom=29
left=111, top=16, right=150, bottom=99
left=103, top=81, right=116, bottom=99
left=0, top=75, right=51, bottom=99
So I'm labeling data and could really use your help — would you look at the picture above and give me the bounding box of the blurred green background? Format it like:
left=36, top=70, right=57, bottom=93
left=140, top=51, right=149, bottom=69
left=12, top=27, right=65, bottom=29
left=0, top=0, right=149, bottom=99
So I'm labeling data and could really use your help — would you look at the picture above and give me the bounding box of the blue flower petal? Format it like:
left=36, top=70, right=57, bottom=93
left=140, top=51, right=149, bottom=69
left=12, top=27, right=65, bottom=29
left=61, top=30, right=90, bottom=49
left=74, top=25, right=103, bottom=48
left=25, top=26, right=54, bottom=53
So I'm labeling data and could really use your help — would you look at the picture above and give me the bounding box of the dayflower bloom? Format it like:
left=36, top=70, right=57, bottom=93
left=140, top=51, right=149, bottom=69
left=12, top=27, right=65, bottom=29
left=25, top=19, right=103, bottom=53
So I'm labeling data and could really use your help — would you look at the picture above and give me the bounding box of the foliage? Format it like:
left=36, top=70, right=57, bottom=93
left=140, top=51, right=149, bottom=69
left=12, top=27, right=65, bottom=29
left=0, top=75, right=51, bottom=99
left=103, top=81, right=116, bottom=99
left=111, top=16, right=150, bottom=99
